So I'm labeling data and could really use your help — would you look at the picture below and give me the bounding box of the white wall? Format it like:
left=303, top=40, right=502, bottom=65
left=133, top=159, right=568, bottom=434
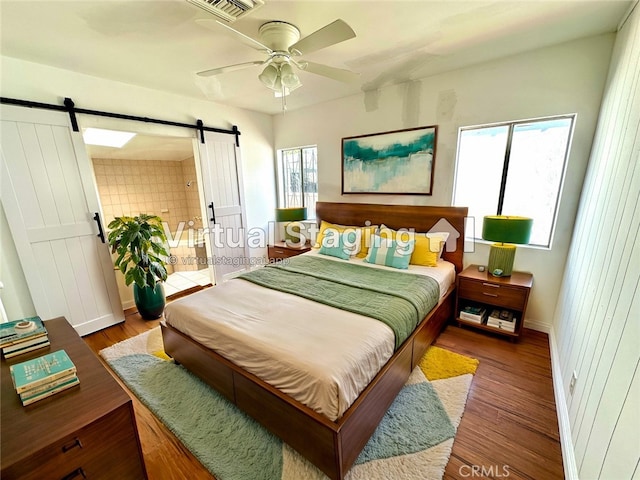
left=274, top=34, right=615, bottom=331
left=0, top=205, right=37, bottom=319
left=0, top=56, right=275, bottom=320
left=550, top=4, right=640, bottom=479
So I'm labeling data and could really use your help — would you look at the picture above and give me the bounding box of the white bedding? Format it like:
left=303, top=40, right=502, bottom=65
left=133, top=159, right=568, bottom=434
left=164, top=254, right=455, bottom=421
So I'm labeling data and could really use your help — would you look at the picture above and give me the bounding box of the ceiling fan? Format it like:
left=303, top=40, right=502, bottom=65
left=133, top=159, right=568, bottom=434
left=196, top=19, right=360, bottom=98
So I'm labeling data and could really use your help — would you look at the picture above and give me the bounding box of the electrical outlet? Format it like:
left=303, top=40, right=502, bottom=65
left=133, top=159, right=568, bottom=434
left=569, top=371, right=578, bottom=394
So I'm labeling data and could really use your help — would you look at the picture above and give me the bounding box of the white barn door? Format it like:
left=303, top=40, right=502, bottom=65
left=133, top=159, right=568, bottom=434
left=197, top=131, right=249, bottom=283
left=1, top=105, right=123, bottom=335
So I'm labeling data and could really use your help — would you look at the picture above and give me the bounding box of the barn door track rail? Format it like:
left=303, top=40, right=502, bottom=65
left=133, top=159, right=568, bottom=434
left=0, top=96, right=240, bottom=146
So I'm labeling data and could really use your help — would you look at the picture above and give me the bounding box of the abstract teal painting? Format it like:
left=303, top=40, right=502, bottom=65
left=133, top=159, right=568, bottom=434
left=342, top=125, right=437, bottom=195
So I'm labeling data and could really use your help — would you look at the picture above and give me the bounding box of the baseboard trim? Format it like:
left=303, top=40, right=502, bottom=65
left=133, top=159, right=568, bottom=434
left=548, top=325, right=579, bottom=480
left=523, top=318, right=551, bottom=333
left=121, top=300, right=136, bottom=310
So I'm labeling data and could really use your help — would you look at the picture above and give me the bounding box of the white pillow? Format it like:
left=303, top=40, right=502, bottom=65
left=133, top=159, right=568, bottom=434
left=379, top=224, right=450, bottom=258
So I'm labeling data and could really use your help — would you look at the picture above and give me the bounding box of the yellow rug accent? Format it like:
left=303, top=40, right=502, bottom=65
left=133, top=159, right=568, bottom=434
left=145, top=327, right=171, bottom=360
left=419, top=346, right=479, bottom=381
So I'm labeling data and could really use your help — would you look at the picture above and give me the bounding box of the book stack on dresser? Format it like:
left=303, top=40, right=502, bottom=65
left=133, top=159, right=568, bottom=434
left=9, top=350, right=79, bottom=406
left=0, top=317, right=49, bottom=358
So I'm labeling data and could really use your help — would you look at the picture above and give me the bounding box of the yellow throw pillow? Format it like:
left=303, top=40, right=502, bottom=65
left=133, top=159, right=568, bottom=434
left=355, top=225, right=378, bottom=258
left=314, top=221, right=343, bottom=248
left=378, top=224, right=446, bottom=267
left=410, top=235, right=440, bottom=267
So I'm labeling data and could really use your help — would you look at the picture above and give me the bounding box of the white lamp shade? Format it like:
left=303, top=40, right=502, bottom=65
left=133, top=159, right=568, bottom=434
left=258, top=64, right=279, bottom=88
left=280, top=63, right=301, bottom=89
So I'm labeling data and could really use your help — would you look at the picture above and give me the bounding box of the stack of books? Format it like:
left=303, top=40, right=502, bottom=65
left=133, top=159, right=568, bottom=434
left=9, top=350, right=79, bottom=406
left=459, top=305, right=487, bottom=324
left=0, top=316, right=50, bottom=358
left=487, top=309, right=517, bottom=332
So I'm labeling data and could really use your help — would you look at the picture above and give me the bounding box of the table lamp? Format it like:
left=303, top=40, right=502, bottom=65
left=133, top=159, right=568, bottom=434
left=482, top=216, right=533, bottom=277
left=275, top=207, right=307, bottom=245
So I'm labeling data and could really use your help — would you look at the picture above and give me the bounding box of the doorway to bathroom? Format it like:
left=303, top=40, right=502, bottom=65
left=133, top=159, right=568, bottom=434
left=86, top=132, right=212, bottom=310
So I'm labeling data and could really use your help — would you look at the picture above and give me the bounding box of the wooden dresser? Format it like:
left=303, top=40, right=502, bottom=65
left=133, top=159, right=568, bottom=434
left=1, top=317, right=147, bottom=480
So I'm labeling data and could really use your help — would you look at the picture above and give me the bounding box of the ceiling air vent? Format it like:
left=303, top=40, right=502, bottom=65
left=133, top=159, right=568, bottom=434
left=186, top=0, right=264, bottom=23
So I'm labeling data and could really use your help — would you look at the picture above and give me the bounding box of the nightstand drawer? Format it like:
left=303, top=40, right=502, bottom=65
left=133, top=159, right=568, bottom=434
left=268, top=246, right=293, bottom=260
left=268, top=243, right=311, bottom=261
left=458, top=277, right=528, bottom=310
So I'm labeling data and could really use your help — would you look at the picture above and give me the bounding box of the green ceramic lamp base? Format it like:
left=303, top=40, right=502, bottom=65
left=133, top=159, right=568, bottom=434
left=283, top=221, right=305, bottom=245
left=487, top=243, right=517, bottom=277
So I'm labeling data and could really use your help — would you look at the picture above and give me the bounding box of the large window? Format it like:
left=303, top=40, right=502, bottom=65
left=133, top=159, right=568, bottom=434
left=277, top=145, right=318, bottom=217
left=452, top=115, right=575, bottom=248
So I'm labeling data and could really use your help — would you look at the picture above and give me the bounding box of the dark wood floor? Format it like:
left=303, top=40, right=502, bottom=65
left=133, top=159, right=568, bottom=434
left=84, top=308, right=564, bottom=480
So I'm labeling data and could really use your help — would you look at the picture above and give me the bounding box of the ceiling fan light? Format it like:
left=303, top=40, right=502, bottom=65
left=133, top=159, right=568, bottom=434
left=279, top=63, right=300, bottom=89
left=258, top=64, right=279, bottom=88
left=272, top=75, right=283, bottom=92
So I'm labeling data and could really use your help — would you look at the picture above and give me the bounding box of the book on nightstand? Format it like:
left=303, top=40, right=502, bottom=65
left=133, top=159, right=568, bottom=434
left=9, top=350, right=79, bottom=405
left=459, top=305, right=487, bottom=324
left=487, top=309, right=517, bottom=332
left=1, top=316, right=49, bottom=358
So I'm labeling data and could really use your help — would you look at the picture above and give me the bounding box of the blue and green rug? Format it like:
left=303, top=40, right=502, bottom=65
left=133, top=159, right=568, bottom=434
left=100, top=328, right=478, bottom=480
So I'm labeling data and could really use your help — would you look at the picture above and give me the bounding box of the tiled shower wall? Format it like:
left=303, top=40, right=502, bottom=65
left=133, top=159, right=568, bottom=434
left=93, top=157, right=203, bottom=272
left=181, top=159, right=203, bottom=230
left=93, top=157, right=196, bottom=231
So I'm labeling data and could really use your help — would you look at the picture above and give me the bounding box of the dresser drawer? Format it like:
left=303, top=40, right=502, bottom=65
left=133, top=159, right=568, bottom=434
left=5, top=403, right=144, bottom=480
left=458, top=277, right=528, bottom=311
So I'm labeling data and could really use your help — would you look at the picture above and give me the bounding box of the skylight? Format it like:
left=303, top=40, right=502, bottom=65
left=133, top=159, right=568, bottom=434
left=83, top=128, right=136, bottom=148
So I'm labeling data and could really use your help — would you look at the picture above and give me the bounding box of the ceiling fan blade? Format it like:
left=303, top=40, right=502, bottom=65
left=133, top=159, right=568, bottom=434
left=197, top=60, right=266, bottom=77
left=300, top=61, right=360, bottom=83
left=195, top=18, right=272, bottom=53
left=289, top=19, right=355, bottom=56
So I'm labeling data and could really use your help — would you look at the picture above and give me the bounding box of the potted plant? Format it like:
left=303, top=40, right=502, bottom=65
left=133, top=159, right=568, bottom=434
left=108, top=214, right=169, bottom=320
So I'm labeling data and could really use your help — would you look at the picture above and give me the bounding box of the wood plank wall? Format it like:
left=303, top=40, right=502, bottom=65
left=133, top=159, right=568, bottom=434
left=551, top=4, right=640, bottom=479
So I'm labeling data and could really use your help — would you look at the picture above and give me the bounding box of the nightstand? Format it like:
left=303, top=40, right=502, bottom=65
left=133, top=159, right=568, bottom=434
left=268, top=241, right=312, bottom=262
left=455, top=265, right=533, bottom=340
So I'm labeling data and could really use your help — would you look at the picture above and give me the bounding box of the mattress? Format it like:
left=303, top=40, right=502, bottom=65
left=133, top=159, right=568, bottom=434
left=164, top=254, right=455, bottom=420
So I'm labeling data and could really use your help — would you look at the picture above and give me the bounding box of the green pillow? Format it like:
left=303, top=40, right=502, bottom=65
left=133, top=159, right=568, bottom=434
left=318, top=229, right=357, bottom=260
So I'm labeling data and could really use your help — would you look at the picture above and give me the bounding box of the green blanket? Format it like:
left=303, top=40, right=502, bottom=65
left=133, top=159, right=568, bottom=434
left=238, top=256, right=440, bottom=349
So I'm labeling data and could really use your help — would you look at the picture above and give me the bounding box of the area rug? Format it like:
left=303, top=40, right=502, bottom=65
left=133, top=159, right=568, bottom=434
left=100, top=328, right=478, bottom=480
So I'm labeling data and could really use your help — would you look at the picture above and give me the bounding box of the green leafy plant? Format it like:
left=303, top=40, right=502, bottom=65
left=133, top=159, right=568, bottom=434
left=107, top=214, right=169, bottom=289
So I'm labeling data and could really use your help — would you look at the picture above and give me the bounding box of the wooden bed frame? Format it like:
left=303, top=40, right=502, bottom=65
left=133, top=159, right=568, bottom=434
left=161, top=202, right=467, bottom=479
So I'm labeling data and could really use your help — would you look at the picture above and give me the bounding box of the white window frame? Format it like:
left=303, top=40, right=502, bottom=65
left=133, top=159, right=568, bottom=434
left=276, top=145, right=318, bottom=218
left=452, top=114, right=576, bottom=249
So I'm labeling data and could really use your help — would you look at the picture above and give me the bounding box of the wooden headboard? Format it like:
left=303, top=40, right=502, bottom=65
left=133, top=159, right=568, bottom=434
left=315, top=202, right=467, bottom=273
